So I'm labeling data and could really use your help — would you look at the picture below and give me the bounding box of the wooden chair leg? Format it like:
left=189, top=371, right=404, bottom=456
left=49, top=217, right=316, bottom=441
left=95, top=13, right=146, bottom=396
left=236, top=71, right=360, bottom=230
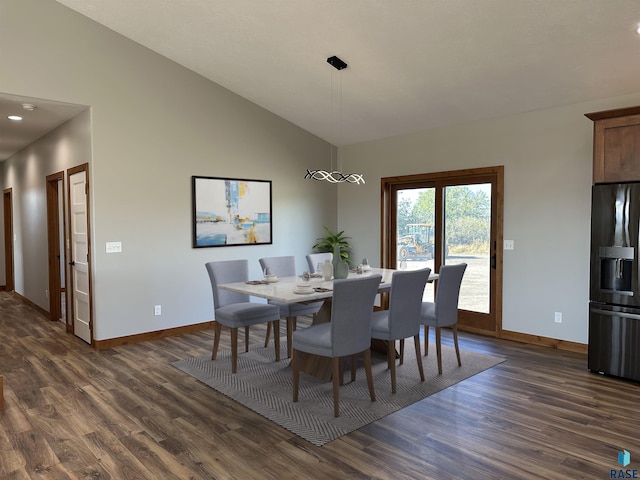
left=231, top=328, right=239, bottom=373
left=424, top=325, right=429, bottom=356
left=332, top=357, right=341, bottom=417
left=286, top=316, right=296, bottom=358
left=211, top=322, right=222, bottom=360
left=452, top=324, right=461, bottom=366
left=273, top=320, right=280, bottom=362
left=244, top=326, right=250, bottom=353
left=292, top=350, right=299, bottom=402
left=264, top=322, right=271, bottom=348
left=436, top=327, right=443, bottom=375
left=339, top=358, right=344, bottom=386
left=388, top=340, right=397, bottom=394
left=350, top=354, right=357, bottom=382
left=363, top=349, right=376, bottom=402
left=399, top=339, right=405, bottom=365
left=413, top=334, right=425, bottom=381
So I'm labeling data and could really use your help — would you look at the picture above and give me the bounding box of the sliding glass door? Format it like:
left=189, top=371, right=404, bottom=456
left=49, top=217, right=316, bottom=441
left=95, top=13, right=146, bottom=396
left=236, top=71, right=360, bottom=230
left=382, top=167, right=503, bottom=335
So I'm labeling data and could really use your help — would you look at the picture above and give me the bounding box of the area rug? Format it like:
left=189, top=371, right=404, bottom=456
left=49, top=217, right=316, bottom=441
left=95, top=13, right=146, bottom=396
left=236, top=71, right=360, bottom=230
left=171, top=341, right=504, bottom=446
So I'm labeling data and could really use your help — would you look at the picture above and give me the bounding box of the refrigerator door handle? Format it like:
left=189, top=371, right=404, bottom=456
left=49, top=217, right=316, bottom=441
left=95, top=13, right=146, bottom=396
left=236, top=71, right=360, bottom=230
left=591, top=307, right=640, bottom=321
left=615, top=258, right=623, bottom=279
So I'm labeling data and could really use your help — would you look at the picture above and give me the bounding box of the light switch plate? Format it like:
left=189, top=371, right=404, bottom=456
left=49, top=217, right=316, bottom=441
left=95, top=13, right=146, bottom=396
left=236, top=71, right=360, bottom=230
left=106, top=241, right=122, bottom=253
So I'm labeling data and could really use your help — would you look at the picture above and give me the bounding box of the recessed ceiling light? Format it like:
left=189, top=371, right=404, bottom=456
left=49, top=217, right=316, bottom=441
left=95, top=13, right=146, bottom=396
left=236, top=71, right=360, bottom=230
left=637, top=23, right=640, bottom=34
left=21, top=103, right=36, bottom=111
left=8, top=115, right=23, bottom=121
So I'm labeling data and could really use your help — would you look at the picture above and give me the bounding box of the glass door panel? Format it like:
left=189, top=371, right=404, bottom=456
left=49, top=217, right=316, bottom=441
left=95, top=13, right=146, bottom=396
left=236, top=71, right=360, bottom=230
left=444, top=184, right=491, bottom=313
left=396, top=187, right=435, bottom=302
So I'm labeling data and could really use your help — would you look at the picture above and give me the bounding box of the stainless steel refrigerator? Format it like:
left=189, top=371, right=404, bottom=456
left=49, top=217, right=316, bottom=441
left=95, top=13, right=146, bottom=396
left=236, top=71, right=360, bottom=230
left=589, top=182, right=640, bottom=381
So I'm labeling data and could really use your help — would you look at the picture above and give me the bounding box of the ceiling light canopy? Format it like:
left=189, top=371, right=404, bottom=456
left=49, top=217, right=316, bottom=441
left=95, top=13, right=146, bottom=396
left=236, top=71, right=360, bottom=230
left=305, top=56, right=365, bottom=185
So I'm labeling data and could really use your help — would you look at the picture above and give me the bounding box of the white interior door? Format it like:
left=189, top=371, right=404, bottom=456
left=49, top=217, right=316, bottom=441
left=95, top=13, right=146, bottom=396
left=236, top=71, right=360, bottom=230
left=69, top=168, right=92, bottom=344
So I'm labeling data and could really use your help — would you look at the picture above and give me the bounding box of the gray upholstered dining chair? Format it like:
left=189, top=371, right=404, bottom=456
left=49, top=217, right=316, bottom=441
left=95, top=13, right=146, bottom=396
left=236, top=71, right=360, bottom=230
left=258, top=256, right=323, bottom=358
left=205, top=260, right=281, bottom=373
left=292, top=274, right=382, bottom=417
left=305, top=252, right=333, bottom=273
left=421, top=263, right=467, bottom=374
left=371, top=268, right=431, bottom=393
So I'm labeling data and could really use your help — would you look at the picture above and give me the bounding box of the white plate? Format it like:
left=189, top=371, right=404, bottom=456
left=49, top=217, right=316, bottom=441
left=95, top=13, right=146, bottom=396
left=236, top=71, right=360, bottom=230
left=293, top=287, right=314, bottom=294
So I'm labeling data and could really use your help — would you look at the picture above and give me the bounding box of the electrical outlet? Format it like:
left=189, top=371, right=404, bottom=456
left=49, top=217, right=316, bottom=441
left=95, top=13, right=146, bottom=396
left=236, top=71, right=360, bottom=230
left=45, top=289, right=49, bottom=299
left=504, top=240, right=514, bottom=250
left=154, top=305, right=162, bottom=316
left=554, top=312, right=562, bottom=323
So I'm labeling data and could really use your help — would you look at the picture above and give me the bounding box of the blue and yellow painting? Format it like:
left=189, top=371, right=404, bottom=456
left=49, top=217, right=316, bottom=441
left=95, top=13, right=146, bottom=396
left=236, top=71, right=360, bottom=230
left=193, top=177, right=271, bottom=247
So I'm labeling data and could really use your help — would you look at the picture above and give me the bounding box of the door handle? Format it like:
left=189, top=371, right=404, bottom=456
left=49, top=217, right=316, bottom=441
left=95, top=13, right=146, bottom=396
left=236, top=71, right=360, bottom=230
left=490, top=254, right=496, bottom=269
left=69, top=260, right=75, bottom=266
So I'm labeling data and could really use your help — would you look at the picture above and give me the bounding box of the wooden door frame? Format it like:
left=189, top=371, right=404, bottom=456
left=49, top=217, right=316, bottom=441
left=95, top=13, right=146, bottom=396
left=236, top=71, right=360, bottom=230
left=46, top=172, right=67, bottom=324
left=381, top=166, right=504, bottom=336
left=3, top=188, right=14, bottom=292
left=67, top=163, right=93, bottom=344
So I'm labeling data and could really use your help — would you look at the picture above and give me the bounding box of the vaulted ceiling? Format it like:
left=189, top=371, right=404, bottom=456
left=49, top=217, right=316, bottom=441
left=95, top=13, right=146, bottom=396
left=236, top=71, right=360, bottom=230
left=4, top=1, right=640, bottom=159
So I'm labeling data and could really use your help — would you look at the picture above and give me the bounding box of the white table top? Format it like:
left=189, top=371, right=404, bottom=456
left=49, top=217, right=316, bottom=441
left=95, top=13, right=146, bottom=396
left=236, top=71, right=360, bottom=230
left=218, top=267, right=437, bottom=304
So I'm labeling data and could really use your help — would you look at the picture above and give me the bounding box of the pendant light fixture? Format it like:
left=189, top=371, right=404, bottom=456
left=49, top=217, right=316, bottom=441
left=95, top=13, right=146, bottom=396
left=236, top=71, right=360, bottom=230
left=305, top=56, right=365, bottom=185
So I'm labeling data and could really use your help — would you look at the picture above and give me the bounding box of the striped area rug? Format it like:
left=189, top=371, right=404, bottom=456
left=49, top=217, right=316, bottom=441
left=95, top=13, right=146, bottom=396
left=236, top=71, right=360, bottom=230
left=171, top=341, right=504, bottom=446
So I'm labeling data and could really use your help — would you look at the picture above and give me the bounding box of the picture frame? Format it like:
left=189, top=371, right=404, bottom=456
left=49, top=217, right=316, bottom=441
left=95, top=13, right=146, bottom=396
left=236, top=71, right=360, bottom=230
left=192, top=176, right=272, bottom=248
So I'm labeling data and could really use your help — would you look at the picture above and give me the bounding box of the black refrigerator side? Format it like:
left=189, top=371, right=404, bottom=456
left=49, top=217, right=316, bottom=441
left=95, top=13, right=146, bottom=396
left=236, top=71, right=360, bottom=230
left=589, top=182, right=640, bottom=381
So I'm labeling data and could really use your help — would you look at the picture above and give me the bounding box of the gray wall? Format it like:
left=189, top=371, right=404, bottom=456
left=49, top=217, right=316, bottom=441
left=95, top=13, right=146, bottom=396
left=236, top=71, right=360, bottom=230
left=4, top=0, right=640, bottom=346
left=1, top=0, right=336, bottom=340
left=339, top=93, right=640, bottom=345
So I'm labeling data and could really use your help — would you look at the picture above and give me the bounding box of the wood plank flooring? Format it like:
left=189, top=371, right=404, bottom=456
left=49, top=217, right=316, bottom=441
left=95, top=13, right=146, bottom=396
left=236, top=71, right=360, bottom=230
left=1, top=290, right=639, bottom=479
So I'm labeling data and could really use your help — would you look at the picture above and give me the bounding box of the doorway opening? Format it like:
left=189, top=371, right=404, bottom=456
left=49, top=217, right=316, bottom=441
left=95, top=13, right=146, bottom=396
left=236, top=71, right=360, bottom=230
left=3, top=188, right=14, bottom=292
left=46, top=172, right=68, bottom=325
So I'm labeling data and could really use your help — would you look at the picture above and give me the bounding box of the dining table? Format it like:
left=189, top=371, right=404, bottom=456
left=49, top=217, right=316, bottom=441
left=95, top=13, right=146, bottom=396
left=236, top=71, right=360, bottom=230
left=218, top=267, right=438, bottom=380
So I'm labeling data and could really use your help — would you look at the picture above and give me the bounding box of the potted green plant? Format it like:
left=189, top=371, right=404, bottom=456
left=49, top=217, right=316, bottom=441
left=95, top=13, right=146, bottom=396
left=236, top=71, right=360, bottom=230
left=312, top=226, right=353, bottom=271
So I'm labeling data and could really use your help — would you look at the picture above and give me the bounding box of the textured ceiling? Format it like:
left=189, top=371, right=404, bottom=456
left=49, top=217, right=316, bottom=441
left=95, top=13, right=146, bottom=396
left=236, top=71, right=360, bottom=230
left=0, top=94, right=86, bottom=161
left=5, top=1, right=640, bottom=160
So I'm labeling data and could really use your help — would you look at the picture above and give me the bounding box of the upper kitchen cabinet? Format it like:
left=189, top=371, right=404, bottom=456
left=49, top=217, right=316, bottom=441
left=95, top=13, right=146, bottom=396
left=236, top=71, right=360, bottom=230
left=586, top=106, right=640, bottom=184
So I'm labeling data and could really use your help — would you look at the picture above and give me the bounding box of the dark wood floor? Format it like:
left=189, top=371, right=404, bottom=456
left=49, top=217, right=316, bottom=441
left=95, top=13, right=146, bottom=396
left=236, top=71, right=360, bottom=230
left=0, top=291, right=638, bottom=479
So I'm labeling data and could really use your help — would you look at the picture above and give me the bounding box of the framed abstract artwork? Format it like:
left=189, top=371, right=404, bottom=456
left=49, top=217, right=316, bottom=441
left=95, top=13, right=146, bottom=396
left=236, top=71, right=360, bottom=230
left=192, top=176, right=272, bottom=248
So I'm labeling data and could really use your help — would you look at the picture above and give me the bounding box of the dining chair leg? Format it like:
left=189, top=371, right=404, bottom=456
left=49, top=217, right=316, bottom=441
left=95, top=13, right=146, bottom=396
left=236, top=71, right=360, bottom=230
left=286, top=317, right=296, bottom=358
left=332, top=357, right=341, bottom=417
left=244, top=326, right=250, bottom=353
left=452, top=325, right=462, bottom=366
left=350, top=354, right=357, bottom=382
left=231, top=327, right=239, bottom=374
left=413, top=334, right=425, bottom=381
left=273, top=320, right=280, bottom=362
left=264, top=322, right=271, bottom=348
left=435, top=327, right=443, bottom=375
left=339, top=358, right=344, bottom=386
left=388, top=341, right=397, bottom=394
left=211, top=322, right=222, bottom=361
left=292, top=349, right=299, bottom=402
left=424, top=325, right=430, bottom=356
left=399, top=339, right=405, bottom=365
left=363, top=349, right=376, bottom=402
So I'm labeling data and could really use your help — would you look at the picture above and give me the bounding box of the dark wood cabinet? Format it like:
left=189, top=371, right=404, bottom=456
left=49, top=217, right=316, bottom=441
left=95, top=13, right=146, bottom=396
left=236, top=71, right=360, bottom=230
left=586, top=106, right=640, bottom=184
